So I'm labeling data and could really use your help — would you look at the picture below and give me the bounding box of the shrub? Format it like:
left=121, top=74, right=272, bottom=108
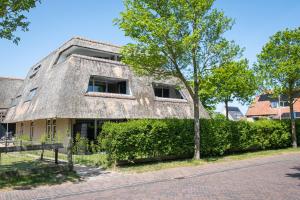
left=100, top=118, right=292, bottom=164
left=73, top=133, right=89, bottom=154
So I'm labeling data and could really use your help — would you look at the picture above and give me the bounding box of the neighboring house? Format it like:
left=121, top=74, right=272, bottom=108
left=0, top=77, right=24, bottom=138
left=4, top=37, right=209, bottom=143
left=222, top=106, right=244, bottom=121
left=246, top=93, right=300, bottom=120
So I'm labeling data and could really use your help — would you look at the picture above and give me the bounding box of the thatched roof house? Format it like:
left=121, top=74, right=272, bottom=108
left=0, top=77, right=24, bottom=122
left=0, top=77, right=23, bottom=137
left=4, top=37, right=209, bottom=141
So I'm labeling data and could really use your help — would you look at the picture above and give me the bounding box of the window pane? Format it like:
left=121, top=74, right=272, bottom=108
left=87, top=76, right=128, bottom=94
left=118, top=81, right=127, bottom=94
left=175, top=90, right=183, bottom=99
left=163, top=88, right=170, bottom=98
left=108, top=83, right=118, bottom=93
left=94, top=81, right=106, bottom=92
left=88, top=80, right=93, bottom=92
left=155, top=88, right=163, bottom=97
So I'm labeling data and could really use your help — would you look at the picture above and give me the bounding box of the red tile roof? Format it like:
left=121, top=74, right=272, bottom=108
left=246, top=95, right=300, bottom=118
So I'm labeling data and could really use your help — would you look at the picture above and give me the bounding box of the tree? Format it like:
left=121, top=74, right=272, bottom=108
left=202, top=59, right=257, bottom=119
left=0, top=0, right=40, bottom=44
left=256, top=28, right=300, bottom=148
left=116, top=0, right=241, bottom=159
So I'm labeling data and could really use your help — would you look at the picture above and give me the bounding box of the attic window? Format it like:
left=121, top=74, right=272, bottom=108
left=87, top=76, right=128, bottom=95
left=153, top=84, right=184, bottom=99
left=11, top=95, right=21, bottom=107
left=29, top=65, right=41, bottom=79
left=26, top=88, right=38, bottom=101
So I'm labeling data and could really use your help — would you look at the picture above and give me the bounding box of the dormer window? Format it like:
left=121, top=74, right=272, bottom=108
left=29, top=64, right=41, bottom=79
left=153, top=84, right=184, bottom=99
left=87, top=76, right=129, bottom=95
left=11, top=95, right=21, bottom=107
left=270, top=101, right=278, bottom=108
left=26, top=88, right=38, bottom=101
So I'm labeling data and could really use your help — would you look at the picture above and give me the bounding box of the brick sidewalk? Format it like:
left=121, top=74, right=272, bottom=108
left=1, top=153, right=300, bottom=200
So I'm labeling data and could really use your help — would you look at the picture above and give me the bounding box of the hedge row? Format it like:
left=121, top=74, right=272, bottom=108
left=99, top=119, right=292, bottom=163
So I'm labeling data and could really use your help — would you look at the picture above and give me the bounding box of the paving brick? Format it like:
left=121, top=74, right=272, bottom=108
left=1, top=153, right=300, bottom=200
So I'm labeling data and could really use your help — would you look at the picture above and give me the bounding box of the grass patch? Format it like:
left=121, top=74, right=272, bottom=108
left=26, top=150, right=108, bottom=168
left=0, top=152, right=79, bottom=190
left=116, top=148, right=300, bottom=173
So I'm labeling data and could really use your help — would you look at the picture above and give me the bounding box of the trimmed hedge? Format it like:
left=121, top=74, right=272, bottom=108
left=99, top=119, right=292, bottom=163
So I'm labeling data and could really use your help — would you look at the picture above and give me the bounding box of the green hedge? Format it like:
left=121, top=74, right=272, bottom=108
left=99, top=119, right=292, bottom=163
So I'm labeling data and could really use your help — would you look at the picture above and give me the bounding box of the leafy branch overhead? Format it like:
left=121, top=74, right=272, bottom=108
left=116, top=0, right=242, bottom=92
left=0, top=0, right=40, bottom=44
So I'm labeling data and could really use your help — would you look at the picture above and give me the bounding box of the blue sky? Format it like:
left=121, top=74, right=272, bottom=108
left=1, top=0, right=300, bottom=114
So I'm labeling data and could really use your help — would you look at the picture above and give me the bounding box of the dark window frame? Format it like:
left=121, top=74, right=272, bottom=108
left=87, top=76, right=129, bottom=95
left=153, top=84, right=184, bottom=99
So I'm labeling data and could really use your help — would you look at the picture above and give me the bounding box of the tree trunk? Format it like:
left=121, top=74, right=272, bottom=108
left=193, top=66, right=200, bottom=160
left=289, top=101, right=297, bottom=148
left=193, top=97, right=200, bottom=159
left=225, top=100, right=229, bottom=120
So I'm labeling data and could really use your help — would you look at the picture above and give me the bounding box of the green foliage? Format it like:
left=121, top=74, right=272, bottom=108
left=256, top=27, right=300, bottom=146
left=256, top=28, right=300, bottom=95
left=116, top=0, right=243, bottom=159
left=200, top=59, right=257, bottom=117
left=73, top=133, right=89, bottom=155
left=100, top=119, right=292, bottom=164
left=0, top=0, right=40, bottom=44
left=100, top=119, right=194, bottom=162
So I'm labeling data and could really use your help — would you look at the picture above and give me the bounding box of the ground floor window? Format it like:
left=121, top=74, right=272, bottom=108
left=46, top=119, right=57, bottom=141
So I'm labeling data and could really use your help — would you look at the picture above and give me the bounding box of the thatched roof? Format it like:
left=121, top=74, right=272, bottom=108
left=0, top=77, right=23, bottom=109
left=5, top=37, right=209, bottom=123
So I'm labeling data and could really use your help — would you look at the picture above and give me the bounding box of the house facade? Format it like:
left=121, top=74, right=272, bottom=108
left=246, top=93, right=300, bottom=120
left=0, top=77, right=24, bottom=138
left=222, top=106, right=244, bottom=121
left=4, top=37, right=209, bottom=143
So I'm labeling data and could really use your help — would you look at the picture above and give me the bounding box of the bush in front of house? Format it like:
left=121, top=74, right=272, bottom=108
left=99, top=118, right=292, bottom=164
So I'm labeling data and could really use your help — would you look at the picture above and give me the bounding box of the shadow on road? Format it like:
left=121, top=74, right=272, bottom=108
left=286, top=167, right=300, bottom=180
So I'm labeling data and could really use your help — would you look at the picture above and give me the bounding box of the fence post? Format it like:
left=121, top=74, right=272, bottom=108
left=67, top=133, right=73, bottom=171
left=55, top=148, right=58, bottom=164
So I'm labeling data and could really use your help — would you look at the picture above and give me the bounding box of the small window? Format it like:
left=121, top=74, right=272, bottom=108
left=153, top=84, right=183, bottom=99
left=29, top=65, right=41, bottom=79
left=270, top=101, right=278, bottom=108
left=26, top=88, right=38, bottom=101
left=12, top=95, right=21, bottom=107
left=87, top=76, right=129, bottom=95
left=279, top=101, right=289, bottom=107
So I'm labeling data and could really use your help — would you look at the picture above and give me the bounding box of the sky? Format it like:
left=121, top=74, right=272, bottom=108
left=0, top=0, right=300, bottom=114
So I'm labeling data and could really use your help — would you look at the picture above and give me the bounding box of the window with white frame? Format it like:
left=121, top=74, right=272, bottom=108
left=280, top=101, right=289, bottom=107
left=46, top=119, right=57, bottom=140
left=270, top=101, right=278, bottom=108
